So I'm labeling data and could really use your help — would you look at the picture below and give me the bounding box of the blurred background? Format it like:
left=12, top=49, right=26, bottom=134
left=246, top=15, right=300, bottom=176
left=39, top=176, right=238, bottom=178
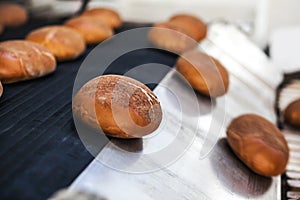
left=16, top=0, right=299, bottom=73
left=22, top=0, right=299, bottom=47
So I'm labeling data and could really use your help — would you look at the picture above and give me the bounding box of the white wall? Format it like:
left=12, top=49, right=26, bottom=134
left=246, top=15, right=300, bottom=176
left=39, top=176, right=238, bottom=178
left=28, top=0, right=300, bottom=48
left=89, top=0, right=300, bottom=48
left=89, top=0, right=257, bottom=22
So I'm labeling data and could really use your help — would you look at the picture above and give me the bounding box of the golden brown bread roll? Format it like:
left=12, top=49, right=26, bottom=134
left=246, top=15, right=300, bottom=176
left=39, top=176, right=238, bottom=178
left=81, top=8, right=122, bottom=28
left=169, top=14, right=207, bottom=42
left=26, top=26, right=86, bottom=61
left=284, top=99, right=300, bottom=128
left=64, top=16, right=113, bottom=44
left=0, top=40, right=56, bottom=83
left=73, top=75, right=162, bottom=138
left=227, top=114, right=289, bottom=177
left=176, top=50, right=229, bottom=97
left=148, top=22, right=197, bottom=53
left=0, top=81, right=3, bottom=97
left=0, top=3, right=28, bottom=27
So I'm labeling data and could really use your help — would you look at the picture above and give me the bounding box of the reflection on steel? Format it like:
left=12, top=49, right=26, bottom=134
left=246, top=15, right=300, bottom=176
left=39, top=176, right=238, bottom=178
left=70, top=22, right=283, bottom=199
left=287, top=191, right=300, bottom=199
left=282, top=128, right=300, bottom=199
left=278, top=78, right=300, bottom=200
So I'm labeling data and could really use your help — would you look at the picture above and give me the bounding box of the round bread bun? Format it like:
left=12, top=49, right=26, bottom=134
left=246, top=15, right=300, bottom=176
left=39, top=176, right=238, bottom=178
left=64, top=16, right=113, bottom=44
left=169, top=14, right=207, bottom=42
left=148, top=22, right=197, bottom=53
left=0, top=40, right=56, bottom=83
left=0, top=81, right=3, bottom=97
left=26, top=26, right=86, bottom=61
left=176, top=50, right=229, bottom=97
left=284, top=99, right=300, bottom=128
left=81, top=8, right=122, bottom=28
left=226, top=114, right=289, bottom=177
left=0, top=3, right=28, bottom=27
left=73, top=75, right=162, bottom=138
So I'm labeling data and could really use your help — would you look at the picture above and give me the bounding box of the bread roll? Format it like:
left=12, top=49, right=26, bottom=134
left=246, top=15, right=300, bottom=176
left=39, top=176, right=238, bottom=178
left=227, top=114, right=289, bottom=177
left=0, top=3, right=28, bottom=27
left=0, top=81, right=3, bottom=97
left=148, top=22, right=197, bottom=53
left=64, top=16, right=113, bottom=44
left=82, top=8, right=122, bottom=28
left=26, top=26, right=85, bottom=61
left=73, top=75, right=162, bottom=138
left=284, top=99, right=300, bottom=128
left=176, top=50, right=229, bottom=97
left=169, top=14, right=207, bottom=42
left=0, top=40, right=56, bottom=83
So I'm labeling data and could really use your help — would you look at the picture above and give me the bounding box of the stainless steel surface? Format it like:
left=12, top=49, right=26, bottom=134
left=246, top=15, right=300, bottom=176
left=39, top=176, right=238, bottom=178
left=278, top=80, right=300, bottom=111
left=287, top=191, right=300, bottom=199
left=283, top=129, right=300, bottom=199
left=278, top=80, right=300, bottom=199
left=27, top=0, right=82, bottom=17
left=70, top=23, right=283, bottom=199
left=287, top=180, right=300, bottom=188
left=286, top=172, right=300, bottom=179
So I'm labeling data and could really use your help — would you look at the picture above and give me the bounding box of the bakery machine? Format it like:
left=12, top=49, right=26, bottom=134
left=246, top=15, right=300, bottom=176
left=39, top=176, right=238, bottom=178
left=0, top=1, right=299, bottom=200
left=70, top=22, right=286, bottom=200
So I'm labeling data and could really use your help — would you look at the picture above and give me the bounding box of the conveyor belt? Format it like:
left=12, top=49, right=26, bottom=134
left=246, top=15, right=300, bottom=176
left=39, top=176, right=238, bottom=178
left=70, top=23, right=283, bottom=200
left=0, top=19, right=177, bottom=199
left=1, top=18, right=293, bottom=200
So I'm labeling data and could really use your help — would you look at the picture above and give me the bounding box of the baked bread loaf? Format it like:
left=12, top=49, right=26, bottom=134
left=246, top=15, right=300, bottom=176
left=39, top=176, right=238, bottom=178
left=227, top=114, right=289, bottom=177
left=176, top=50, right=229, bottom=97
left=0, top=40, right=56, bottom=83
left=73, top=75, right=162, bottom=138
left=64, top=16, right=113, bottom=44
left=81, top=8, right=122, bottom=28
left=0, top=3, right=28, bottom=27
left=169, top=14, right=207, bottom=42
left=148, top=22, right=197, bottom=53
left=0, top=81, right=3, bottom=97
left=26, top=26, right=85, bottom=61
left=284, top=99, right=300, bottom=128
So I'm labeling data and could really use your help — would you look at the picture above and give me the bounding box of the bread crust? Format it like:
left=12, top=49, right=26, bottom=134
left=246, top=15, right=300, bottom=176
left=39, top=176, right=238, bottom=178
left=169, top=14, right=207, bottom=42
left=284, top=99, right=300, bottom=127
left=0, top=3, right=28, bottom=26
left=73, top=75, right=162, bottom=138
left=226, top=114, right=289, bottom=176
left=82, top=8, right=122, bottom=28
left=65, top=16, right=113, bottom=44
left=148, top=22, right=197, bottom=53
left=0, top=40, right=56, bottom=83
left=26, top=26, right=86, bottom=61
left=176, top=50, right=229, bottom=97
